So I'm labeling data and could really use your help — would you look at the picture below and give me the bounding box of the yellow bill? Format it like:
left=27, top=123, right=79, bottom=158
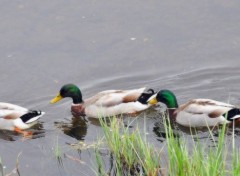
left=148, top=97, right=158, bottom=105
left=50, top=93, right=63, bottom=104
left=147, top=94, right=158, bottom=105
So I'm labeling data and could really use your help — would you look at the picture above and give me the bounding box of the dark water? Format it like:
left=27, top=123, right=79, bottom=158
left=1, top=0, right=240, bottom=175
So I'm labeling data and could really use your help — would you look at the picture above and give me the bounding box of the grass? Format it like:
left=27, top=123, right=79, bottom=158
left=164, top=116, right=227, bottom=176
left=54, top=136, right=63, bottom=166
left=96, top=117, right=161, bottom=176
left=94, top=115, right=240, bottom=176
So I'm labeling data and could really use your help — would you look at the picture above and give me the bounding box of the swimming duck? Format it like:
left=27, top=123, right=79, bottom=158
left=147, top=89, right=240, bottom=127
left=50, top=84, right=155, bottom=118
left=0, top=103, right=45, bottom=134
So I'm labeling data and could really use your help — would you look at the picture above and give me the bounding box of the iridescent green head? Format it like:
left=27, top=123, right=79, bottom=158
left=148, top=89, right=178, bottom=108
left=50, top=84, right=83, bottom=104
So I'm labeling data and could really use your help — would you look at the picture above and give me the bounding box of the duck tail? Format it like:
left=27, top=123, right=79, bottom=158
left=137, top=89, right=155, bottom=104
left=20, top=111, right=45, bottom=124
left=223, top=108, right=240, bottom=121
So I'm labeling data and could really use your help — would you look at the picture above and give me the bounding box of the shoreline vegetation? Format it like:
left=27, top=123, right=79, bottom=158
left=94, top=115, right=240, bottom=176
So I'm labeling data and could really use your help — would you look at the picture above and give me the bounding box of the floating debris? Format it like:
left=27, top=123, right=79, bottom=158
left=66, top=140, right=104, bottom=151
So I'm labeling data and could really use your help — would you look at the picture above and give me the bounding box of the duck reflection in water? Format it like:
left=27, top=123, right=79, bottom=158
left=0, top=122, right=45, bottom=141
left=55, top=116, right=87, bottom=140
left=153, top=115, right=180, bottom=142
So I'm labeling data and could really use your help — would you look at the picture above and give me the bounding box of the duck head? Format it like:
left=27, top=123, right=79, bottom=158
left=147, top=89, right=178, bottom=109
left=50, top=84, right=83, bottom=104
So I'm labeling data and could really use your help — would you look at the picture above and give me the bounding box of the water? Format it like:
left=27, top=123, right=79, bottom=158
left=1, top=0, right=240, bottom=175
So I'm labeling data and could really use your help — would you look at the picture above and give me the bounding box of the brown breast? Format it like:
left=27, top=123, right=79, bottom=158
left=71, top=104, right=85, bottom=116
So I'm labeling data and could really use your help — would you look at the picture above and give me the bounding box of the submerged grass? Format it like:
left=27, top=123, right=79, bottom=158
left=0, top=157, right=3, bottom=176
left=95, top=114, right=240, bottom=176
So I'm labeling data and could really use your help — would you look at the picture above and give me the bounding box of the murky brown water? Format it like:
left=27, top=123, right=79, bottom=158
left=1, top=0, right=240, bottom=175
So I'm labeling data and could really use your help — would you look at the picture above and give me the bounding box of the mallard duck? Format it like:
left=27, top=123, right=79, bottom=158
left=147, top=89, right=240, bottom=127
left=0, top=103, right=45, bottom=133
left=50, top=84, right=155, bottom=118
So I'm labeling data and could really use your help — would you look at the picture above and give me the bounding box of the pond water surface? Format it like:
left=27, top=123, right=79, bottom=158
left=1, top=0, right=240, bottom=175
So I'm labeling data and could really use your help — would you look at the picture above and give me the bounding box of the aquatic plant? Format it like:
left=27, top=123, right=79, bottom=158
left=164, top=116, right=226, bottom=176
left=95, top=114, right=240, bottom=176
left=96, top=117, right=161, bottom=176
left=54, top=136, right=63, bottom=166
left=0, top=157, right=3, bottom=176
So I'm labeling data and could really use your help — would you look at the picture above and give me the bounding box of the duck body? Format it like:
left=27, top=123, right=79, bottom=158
left=148, top=90, right=240, bottom=127
left=0, top=103, right=45, bottom=131
left=174, top=99, right=238, bottom=127
left=51, top=84, right=155, bottom=118
left=81, top=88, right=153, bottom=117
